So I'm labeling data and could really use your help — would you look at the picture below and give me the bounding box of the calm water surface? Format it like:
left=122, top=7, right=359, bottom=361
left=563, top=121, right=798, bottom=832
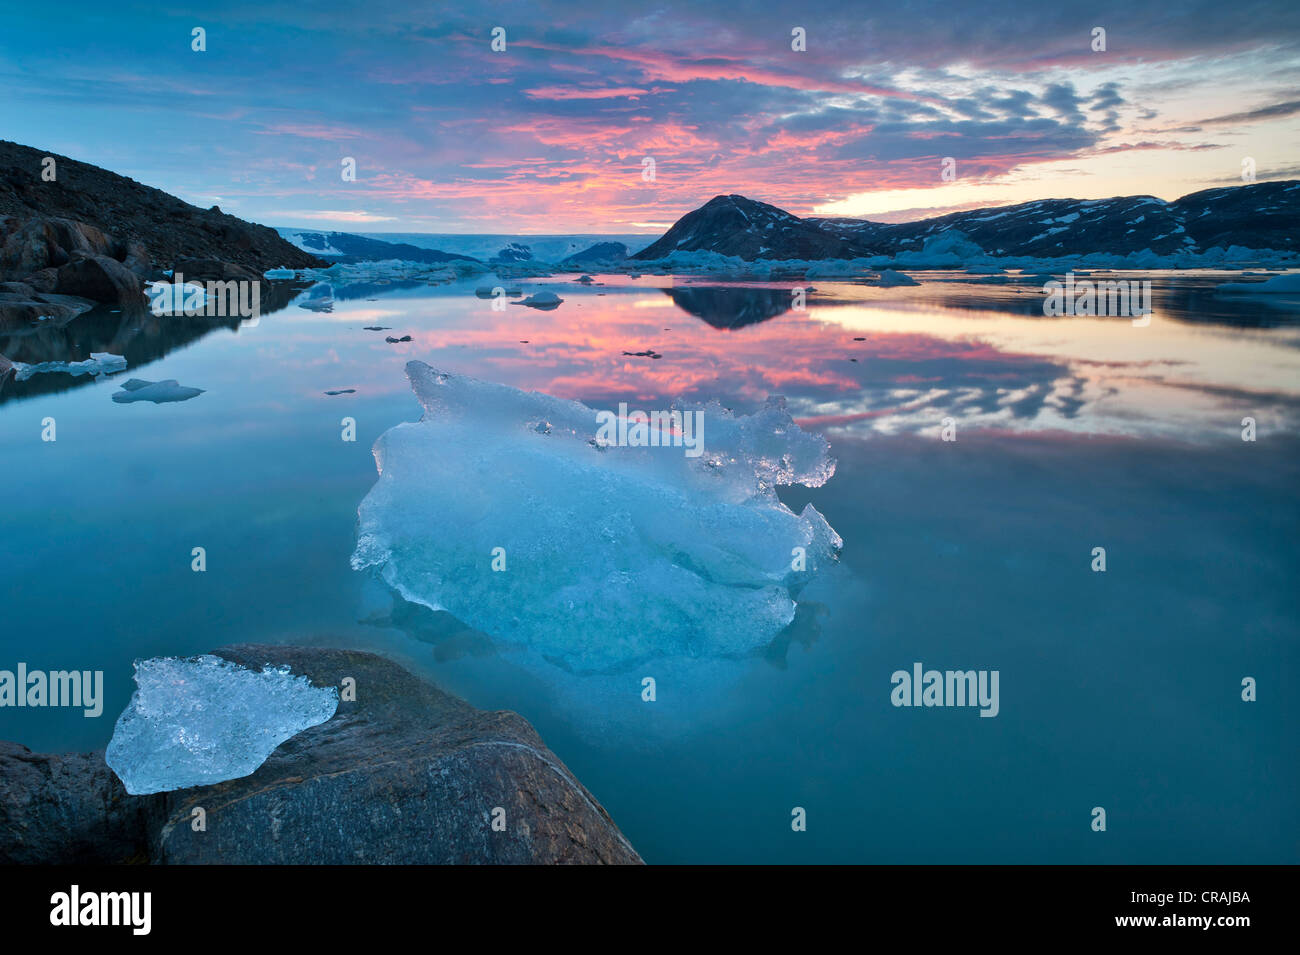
left=2, top=271, right=1296, bottom=862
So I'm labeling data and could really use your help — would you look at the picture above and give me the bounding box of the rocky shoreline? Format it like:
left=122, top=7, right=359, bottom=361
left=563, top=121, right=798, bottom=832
left=0, top=646, right=642, bottom=865
left=0, top=139, right=324, bottom=330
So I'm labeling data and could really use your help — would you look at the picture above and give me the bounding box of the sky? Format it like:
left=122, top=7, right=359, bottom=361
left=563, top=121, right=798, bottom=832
left=1, top=0, right=1298, bottom=233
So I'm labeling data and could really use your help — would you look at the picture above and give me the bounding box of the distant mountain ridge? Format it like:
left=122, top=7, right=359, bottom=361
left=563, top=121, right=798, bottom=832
left=278, top=229, right=649, bottom=265
left=634, top=182, right=1300, bottom=262
left=281, top=230, right=479, bottom=264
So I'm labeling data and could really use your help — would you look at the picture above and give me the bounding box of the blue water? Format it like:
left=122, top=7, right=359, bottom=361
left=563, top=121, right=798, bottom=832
left=1, top=271, right=1296, bottom=862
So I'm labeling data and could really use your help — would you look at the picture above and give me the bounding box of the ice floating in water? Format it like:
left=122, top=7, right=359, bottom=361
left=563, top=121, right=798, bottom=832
left=352, top=361, right=841, bottom=672
left=264, top=267, right=296, bottom=280
left=11, top=352, right=126, bottom=381
left=111, top=378, right=205, bottom=403
left=145, top=281, right=208, bottom=315
left=105, top=654, right=338, bottom=795
left=877, top=269, right=919, bottom=287
left=515, top=291, right=563, bottom=309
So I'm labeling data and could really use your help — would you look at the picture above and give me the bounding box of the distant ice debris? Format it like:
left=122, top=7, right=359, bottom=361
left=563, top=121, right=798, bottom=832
left=351, top=361, right=841, bottom=672
left=105, top=654, right=338, bottom=794
left=877, top=269, right=920, bottom=287
left=264, top=267, right=297, bottom=280
left=1215, top=273, right=1300, bottom=294
left=11, top=352, right=126, bottom=381
left=515, top=291, right=564, bottom=310
left=111, top=378, right=205, bottom=403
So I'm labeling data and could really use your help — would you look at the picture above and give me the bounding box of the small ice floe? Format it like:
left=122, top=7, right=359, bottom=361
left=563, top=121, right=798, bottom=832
left=576, top=274, right=594, bottom=284
left=146, top=281, right=208, bottom=315
left=325, top=388, right=356, bottom=396
left=1215, top=273, right=1300, bottom=294
left=298, top=283, right=335, bottom=312
left=105, top=654, right=338, bottom=794
left=385, top=335, right=413, bottom=343
left=514, top=291, right=564, bottom=310
left=362, top=326, right=391, bottom=331
left=12, top=352, right=127, bottom=381
left=264, top=267, right=296, bottom=280
left=877, top=269, right=920, bottom=287
left=111, top=378, right=205, bottom=403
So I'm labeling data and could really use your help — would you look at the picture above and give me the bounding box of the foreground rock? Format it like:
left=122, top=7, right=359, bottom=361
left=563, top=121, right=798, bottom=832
left=0, top=645, right=642, bottom=865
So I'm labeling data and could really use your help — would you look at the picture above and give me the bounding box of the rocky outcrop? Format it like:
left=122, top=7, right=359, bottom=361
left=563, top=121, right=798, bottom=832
left=171, top=257, right=262, bottom=283
left=54, top=253, right=143, bottom=307
left=0, top=645, right=642, bottom=865
left=0, top=281, right=95, bottom=328
left=0, top=140, right=325, bottom=276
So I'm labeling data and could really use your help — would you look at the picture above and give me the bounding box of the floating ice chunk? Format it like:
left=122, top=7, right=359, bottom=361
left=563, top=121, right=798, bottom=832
left=514, top=291, right=563, bottom=309
left=111, top=378, right=205, bottom=403
left=1215, top=273, right=1300, bottom=294
left=264, top=267, right=296, bottom=280
left=877, top=268, right=920, bottom=287
left=145, top=281, right=207, bottom=315
left=105, top=654, right=338, bottom=795
left=352, top=362, right=841, bottom=672
left=11, top=352, right=126, bottom=381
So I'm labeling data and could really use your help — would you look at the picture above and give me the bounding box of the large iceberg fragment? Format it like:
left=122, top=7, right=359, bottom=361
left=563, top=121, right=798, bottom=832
left=105, top=654, right=338, bottom=794
left=352, top=361, right=841, bottom=672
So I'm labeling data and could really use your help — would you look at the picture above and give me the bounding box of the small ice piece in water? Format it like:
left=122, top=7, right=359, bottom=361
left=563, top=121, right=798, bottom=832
left=264, top=267, right=296, bottom=280
left=877, top=269, right=919, bottom=287
left=514, top=291, right=563, bottom=310
left=105, top=654, right=338, bottom=794
left=145, top=281, right=207, bottom=315
left=352, top=362, right=841, bottom=673
left=111, top=378, right=205, bottom=403
left=11, top=352, right=127, bottom=381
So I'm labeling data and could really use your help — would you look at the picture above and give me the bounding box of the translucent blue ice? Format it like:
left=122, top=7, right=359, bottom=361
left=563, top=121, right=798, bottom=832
left=352, top=361, right=841, bottom=672
left=105, top=655, right=338, bottom=794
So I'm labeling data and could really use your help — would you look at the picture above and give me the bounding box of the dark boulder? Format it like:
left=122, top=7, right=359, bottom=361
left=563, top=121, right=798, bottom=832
left=55, top=253, right=144, bottom=306
left=0, top=743, right=150, bottom=864
left=0, top=285, right=95, bottom=327
left=172, top=257, right=261, bottom=283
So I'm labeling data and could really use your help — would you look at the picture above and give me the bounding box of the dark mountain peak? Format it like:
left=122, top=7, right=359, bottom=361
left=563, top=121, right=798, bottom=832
left=633, top=193, right=864, bottom=261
